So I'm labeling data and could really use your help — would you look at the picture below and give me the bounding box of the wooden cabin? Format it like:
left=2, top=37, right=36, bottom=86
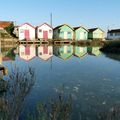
left=36, top=23, right=53, bottom=40
left=74, top=26, right=88, bottom=41
left=37, top=45, right=53, bottom=61
left=88, top=28, right=105, bottom=40
left=19, top=45, right=36, bottom=61
left=18, top=23, right=35, bottom=40
left=53, top=24, right=74, bottom=40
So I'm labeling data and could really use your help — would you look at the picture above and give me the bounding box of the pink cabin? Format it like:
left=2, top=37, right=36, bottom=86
left=37, top=23, right=53, bottom=40
left=19, top=23, right=35, bottom=40
left=37, top=45, right=53, bottom=61
left=19, top=45, right=36, bottom=61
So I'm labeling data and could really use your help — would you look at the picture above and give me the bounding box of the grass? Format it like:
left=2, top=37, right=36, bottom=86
left=101, top=40, right=120, bottom=53
left=0, top=65, right=36, bottom=120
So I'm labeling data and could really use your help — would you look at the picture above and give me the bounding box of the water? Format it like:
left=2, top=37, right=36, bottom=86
left=1, top=45, right=120, bottom=120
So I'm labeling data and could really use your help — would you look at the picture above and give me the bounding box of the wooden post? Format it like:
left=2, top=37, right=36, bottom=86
left=0, top=33, right=1, bottom=54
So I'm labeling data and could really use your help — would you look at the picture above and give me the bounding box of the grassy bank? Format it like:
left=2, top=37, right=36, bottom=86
left=100, top=40, right=120, bottom=53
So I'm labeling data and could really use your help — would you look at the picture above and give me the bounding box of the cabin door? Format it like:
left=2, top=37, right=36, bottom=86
left=43, top=31, right=48, bottom=40
left=80, top=32, right=84, bottom=39
left=25, top=30, right=30, bottom=40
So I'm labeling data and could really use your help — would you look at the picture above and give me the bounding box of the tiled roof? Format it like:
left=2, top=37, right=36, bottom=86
left=108, top=29, right=120, bottom=33
left=0, top=21, right=13, bottom=28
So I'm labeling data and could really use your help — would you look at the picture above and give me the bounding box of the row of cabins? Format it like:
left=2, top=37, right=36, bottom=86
left=1, top=21, right=120, bottom=40
left=18, top=23, right=105, bottom=40
left=18, top=45, right=101, bottom=61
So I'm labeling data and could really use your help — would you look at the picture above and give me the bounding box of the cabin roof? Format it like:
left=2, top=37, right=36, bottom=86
left=108, top=29, right=120, bottom=33
left=74, top=26, right=88, bottom=31
left=54, top=24, right=74, bottom=30
left=19, top=23, right=35, bottom=29
left=88, top=28, right=104, bottom=33
left=37, top=23, right=53, bottom=29
left=0, top=21, right=13, bottom=28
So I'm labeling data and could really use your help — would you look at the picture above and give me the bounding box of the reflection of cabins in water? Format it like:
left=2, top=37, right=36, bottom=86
left=37, top=45, right=53, bottom=61
left=87, top=46, right=101, bottom=56
left=74, top=46, right=87, bottom=58
left=74, top=26, right=88, bottom=41
left=53, top=24, right=74, bottom=40
left=19, top=45, right=36, bottom=61
left=53, top=45, right=73, bottom=60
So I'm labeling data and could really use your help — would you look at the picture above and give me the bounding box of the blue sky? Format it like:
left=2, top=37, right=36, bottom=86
left=0, top=0, right=120, bottom=30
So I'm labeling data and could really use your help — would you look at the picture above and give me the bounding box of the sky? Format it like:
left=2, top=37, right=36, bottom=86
left=0, top=0, right=120, bottom=31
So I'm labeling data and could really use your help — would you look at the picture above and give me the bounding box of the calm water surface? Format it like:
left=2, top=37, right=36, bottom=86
left=1, top=45, right=120, bottom=120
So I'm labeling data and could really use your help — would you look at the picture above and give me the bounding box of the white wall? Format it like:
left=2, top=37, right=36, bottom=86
left=37, top=24, right=53, bottom=39
left=107, top=33, right=120, bottom=40
left=19, top=23, right=35, bottom=40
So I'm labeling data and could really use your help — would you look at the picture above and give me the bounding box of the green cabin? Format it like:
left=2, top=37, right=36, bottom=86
left=74, top=26, right=88, bottom=41
left=53, top=45, right=73, bottom=60
left=87, top=46, right=101, bottom=56
left=88, top=28, right=105, bottom=40
left=74, top=46, right=87, bottom=58
left=53, top=24, right=74, bottom=40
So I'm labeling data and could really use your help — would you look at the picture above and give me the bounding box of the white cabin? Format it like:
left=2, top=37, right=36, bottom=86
left=19, top=23, right=35, bottom=40
left=37, top=23, right=53, bottom=40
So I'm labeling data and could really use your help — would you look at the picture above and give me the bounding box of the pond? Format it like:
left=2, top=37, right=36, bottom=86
left=1, top=44, right=120, bottom=120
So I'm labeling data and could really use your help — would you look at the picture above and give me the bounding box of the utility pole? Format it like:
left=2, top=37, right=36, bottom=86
left=50, top=13, right=53, bottom=27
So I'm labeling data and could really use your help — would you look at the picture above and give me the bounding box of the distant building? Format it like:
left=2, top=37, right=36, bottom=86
left=53, top=24, right=74, bottom=40
left=107, top=29, right=120, bottom=40
left=37, top=45, right=53, bottom=61
left=74, top=26, right=88, bottom=40
left=0, top=21, right=14, bottom=38
left=37, top=23, right=53, bottom=40
left=88, top=28, right=105, bottom=40
left=18, top=23, right=35, bottom=40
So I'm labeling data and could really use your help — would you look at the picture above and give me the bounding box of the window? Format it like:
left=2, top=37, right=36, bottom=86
left=49, top=30, right=52, bottom=33
left=110, top=33, right=113, bottom=36
left=68, top=32, right=71, bottom=34
left=60, top=31, right=64, bottom=34
left=39, top=52, right=42, bottom=55
left=39, top=29, right=42, bottom=32
left=67, top=50, right=71, bottom=53
left=115, top=33, right=120, bottom=36
left=20, top=29, right=24, bottom=33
